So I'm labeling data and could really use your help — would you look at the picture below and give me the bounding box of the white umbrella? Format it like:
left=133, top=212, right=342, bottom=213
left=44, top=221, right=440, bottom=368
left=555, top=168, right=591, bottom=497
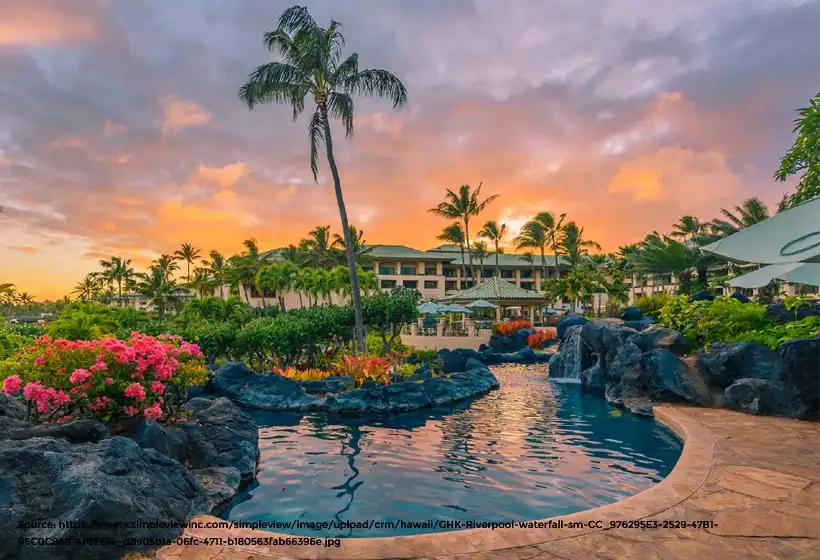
left=727, top=263, right=820, bottom=288
left=702, top=197, right=820, bottom=264
left=417, top=301, right=443, bottom=314
left=465, top=299, right=498, bottom=309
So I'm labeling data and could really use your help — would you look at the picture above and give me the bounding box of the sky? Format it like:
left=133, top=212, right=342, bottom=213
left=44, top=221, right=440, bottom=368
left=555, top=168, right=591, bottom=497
left=1, top=0, right=818, bottom=299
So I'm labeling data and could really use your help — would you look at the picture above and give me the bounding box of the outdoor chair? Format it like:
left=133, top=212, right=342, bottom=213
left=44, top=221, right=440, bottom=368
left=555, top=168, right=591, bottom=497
left=422, top=315, right=438, bottom=336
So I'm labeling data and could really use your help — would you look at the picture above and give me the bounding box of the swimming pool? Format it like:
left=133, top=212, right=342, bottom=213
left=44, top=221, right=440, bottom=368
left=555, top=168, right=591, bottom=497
left=221, top=365, right=682, bottom=538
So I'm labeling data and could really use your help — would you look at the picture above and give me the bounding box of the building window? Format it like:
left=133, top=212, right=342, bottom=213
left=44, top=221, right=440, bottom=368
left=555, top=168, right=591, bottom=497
left=403, top=280, right=418, bottom=289
left=501, top=270, right=515, bottom=279
left=361, top=266, right=373, bottom=272
left=400, top=265, right=417, bottom=275
left=424, top=266, right=437, bottom=275
left=443, top=268, right=458, bottom=278
left=424, top=280, right=438, bottom=289
left=520, top=270, right=533, bottom=279
left=379, top=266, right=395, bottom=275
left=461, top=281, right=474, bottom=289
left=520, top=282, right=534, bottom=291
left=249, top=287, right=275, bottom=298
left=481, top=270, right=493, bottom=278
left=380, top=279, right=397, bottom=289
left=445, top=281, right=457, bottom=291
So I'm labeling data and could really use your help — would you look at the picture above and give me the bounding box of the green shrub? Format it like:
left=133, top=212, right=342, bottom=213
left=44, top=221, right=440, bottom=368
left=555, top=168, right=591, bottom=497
left=407, top=349, right=437, bottom=363
left=658, top=296, right=774, bottom=348
left=5, top=323, right=46, bottom=338
left=0, top=330, right=33, bottom=360
left=634, top=293, right=672, bottom=316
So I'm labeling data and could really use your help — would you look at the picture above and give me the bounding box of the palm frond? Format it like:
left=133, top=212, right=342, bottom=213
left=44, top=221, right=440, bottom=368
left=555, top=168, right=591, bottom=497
left=327, top=92, right=354, bottom=137
left=238, top=62, right=307, bottom=110
left=308, top=107, right=327, bottom=181
left=344, top=69, right=407, bottom=108
left=277, top=5, right=318, bottom=34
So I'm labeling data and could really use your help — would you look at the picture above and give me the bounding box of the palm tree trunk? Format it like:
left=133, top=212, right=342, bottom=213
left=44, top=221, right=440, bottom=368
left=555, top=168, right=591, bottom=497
left=297, top=291, right=303, bottom=308
left=117, top=280, right=122, bottom=307
left=540, top=246, right=547, bottom=282
left=464, top=218, right=474, bottom=275
left=495, top=241, right=500, bottom=278
left=459, top=245, right=467, bottom=288
left=320, top=106, right=366, bottom=352
left=697, top=267, right=708, bottom=289
left=552, top=233, right=561, bottom=279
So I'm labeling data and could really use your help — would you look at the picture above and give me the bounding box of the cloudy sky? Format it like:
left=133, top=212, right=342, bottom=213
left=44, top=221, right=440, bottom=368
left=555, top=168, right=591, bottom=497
left=1, top=0, right=818, bottom=298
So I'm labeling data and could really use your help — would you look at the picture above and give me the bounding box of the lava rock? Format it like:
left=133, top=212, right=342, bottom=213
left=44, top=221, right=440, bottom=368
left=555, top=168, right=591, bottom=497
left=622, top=397, right=654, bottom=417
left=212, top=362, right=321, bottom=411
left=778, top=337, right=820, bottom=420
left=0, top=418, right=111, bottom=444
left=640, top=349, right=712, bottom=406
left=383, top=382, right=434, bottom=412
left=436, top=348, right=484, bottom=373
left=120, top=420, right=186, bottom=463
left=1, top=436, right=199, bottom=560
left=643, top=327, right=690, bottom=357
left=690, top=290, right=715, bottom=302
left=604, top=342, right=646, bottom=405
left=621, top=306, right=644, bottom=321
left=0, top=394, right=26, bottom=419
left=722, top=378, right=799, bottom=417
left=580, top=362, right=606, bottom=393
left=557, top=315, right=588, bottom=341
left=765, top=300, right=820, bottom=323
left=623, top=317, right=657, bottom=331
left=300, top=375, right=354, bottom=395
left=730, top=291, right=751, bottom=303
left=192, top=466, right=242, bottom=515
left=696, top=342, right=779, bottom=389
left=182, top=397, right=259, bottom=481
left=325, top=386, right=388, bottom=414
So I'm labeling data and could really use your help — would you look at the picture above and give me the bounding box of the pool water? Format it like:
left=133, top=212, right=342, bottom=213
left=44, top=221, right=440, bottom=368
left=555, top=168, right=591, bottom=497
left=221, top=365, right=682, bottom=538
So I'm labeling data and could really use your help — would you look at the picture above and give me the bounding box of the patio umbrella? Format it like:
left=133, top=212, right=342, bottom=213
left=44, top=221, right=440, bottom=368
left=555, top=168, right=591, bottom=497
left=417, top=301, right=443, bottom=314
left=702, top=196, right=820, bottom=264
left=440, top=303, right=474, bottom=314
left=465, top=299, right=498, bottom=309
left=727, top=263, right=820, bottom=288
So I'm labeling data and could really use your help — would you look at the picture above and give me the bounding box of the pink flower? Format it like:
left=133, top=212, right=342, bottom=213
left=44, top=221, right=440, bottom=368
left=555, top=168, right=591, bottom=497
left=104, top=377, right=114, bottom=386
left=124, top=382, right=147, bottom=401
left=34, top=356, right=46, bottom=367
left=150, top=381, right=165, bottom=395
left=89, top=361, right=108, bottom=372
left=69, top=369, right=92, bottom=384
left=23, top=381, right=44, bottom=401
left=131, top=373, right=145, bottom=380
left=2, top=375, right=21, bottom=395
left=123, top=405, right=140, bottom=417
left=89, top=396, right=110, bottom=411
left=56, top=416, right=73, bottom=424
left=143, top=403, right=163, bottom=420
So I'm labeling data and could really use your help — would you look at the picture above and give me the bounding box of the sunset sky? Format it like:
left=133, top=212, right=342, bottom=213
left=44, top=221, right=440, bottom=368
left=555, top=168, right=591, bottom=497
left=1, top=0, right=818, bottom=299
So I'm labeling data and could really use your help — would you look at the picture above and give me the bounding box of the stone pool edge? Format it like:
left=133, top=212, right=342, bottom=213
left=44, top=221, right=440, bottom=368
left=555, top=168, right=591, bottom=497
left=156, top=404, right=714, bottom=559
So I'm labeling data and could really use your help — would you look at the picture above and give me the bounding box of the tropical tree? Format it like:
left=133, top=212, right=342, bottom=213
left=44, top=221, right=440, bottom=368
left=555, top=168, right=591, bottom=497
left=520, top=252, right=536, bottom=276
left=188, top=268, right=214, bottom=298
left=202, top=251, right=228, bottom=298
left=429, top=183, right=498, bottom=276
left=478, top=220, right=507, bottom=278
left=437, top=223, right=468, bottom=285
left=670, top=216, right=702, bottom=240
left=134, top=266, right=186, bottom=320
left=281, top=244, right=308, bottom=267
left=228, top=239, right=268, bottom=305
left=256, top=262, right=298, bottom=313
left=633, top=236, right=701, bottom=295
left=239, top=5, right=408, bottom=352
left=775, top=92, right=820, bottom=206
left=174, top=243, right=201, bottom=282
left=17, top=292, right=35, bottom=305
left=300, top=226, right=335, bottom=269
left=97, top=256, right=136, bottom=306
left=561, top=222, right=601, bottom=266
left=332, top=225, right=372, bottom=265
left=0, top=283, right=17, bottom=306
left=472, top=241, right=489, bottom=278
left=73, top=277, right=101, bottom=303
left=705, top=197, right=771, bottom=240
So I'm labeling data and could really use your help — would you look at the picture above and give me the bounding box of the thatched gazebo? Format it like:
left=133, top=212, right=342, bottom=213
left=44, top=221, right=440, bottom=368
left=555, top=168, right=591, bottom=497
left=439, top=277, right=546, bottom=322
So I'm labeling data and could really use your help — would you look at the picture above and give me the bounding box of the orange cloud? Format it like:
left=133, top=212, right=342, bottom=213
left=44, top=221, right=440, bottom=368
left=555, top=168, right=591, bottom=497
left=48, top=136, right=92, bottom=150
left=104, top=119, right=126, bottom=134
left=0, top=2, right=99, bottom=46
left=160, top=97, right=211, bottom=134
left=197, top=162, right=249, bottom=188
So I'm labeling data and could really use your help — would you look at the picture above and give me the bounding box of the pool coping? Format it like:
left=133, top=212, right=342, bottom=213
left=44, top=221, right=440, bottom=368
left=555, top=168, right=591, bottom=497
left=164, top=405, right=715, bottom=559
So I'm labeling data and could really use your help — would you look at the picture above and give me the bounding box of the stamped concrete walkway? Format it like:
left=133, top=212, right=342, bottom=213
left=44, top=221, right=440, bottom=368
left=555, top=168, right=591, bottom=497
left=155, top=406, right=820, bottom=560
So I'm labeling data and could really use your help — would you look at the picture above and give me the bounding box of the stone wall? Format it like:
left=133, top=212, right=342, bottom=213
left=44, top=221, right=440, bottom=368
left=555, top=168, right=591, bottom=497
left=548, top=319, right=819, bottom=420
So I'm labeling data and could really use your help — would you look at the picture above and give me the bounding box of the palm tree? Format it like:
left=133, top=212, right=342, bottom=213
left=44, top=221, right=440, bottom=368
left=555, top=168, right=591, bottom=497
left=478, top=220, right=507, bottom=278
left=154, top=254, right=180, bottom=279
left=332, top=225, right=372, bottom=265
left=515, top=221, right=548, bottom=279
left=239, top=5, right=407, bottom=352
left=72, top=275, right=102, bottom=302
left=301, top=226, right=334, bottom=269
left=429, top=183, right=498, bottom=275
left=134, top=266, right=186, bottom=320
left=520, top=252, right=536, bottom=276
left=174, top=243, right=201, bottom=282
left=0, top=283, right=17, bottom=305
left=706, top=197, right=771, bottom=239
left=202, top=251, right=228, bottom=298
left=228, top=239, right=267, bottom=305
left=561, top=222, right=601, bottom=266
left=188, top=268, right=214, bottom=298
left=472, top=241, right=489, bottom=279
left=256, top=262, right=297, bottom=313
left=281, top=244, right=307, bottom=266
left=670, top=215, right=702, bottom=241
left=98, top=256, right=136, bottom=306
left=633, top=236, right=701, bottom=295
left=437, top=223, right=467, bottom=286
left=17, top=292, right=35, bottom=304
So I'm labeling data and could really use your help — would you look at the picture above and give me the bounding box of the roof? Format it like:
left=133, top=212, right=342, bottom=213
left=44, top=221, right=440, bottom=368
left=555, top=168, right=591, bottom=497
left=366, top=245, right=454, bottom=261
left=440, top=277, right=545, bottom=302
left=426, top=248, right=570, bottom=268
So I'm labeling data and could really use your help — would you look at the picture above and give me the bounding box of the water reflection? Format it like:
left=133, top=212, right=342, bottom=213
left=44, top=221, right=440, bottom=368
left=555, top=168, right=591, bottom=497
left=222, top=366, right=681, bottom=538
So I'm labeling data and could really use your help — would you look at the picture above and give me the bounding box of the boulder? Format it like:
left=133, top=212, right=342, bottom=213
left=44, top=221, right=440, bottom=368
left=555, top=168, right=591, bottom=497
left=621, top=306, right=644, bottom=321
left=730, top=291, right=751, bottom=303
left=604, top=342, right=646, bottom=405
left=1, top=437, right=199, bottom=560
left=383, top=382, right=434, bottom=412
left=211, top=362, right=321, bottom=411
left=0, top=394, right=26, bottom=419
left=778, top=337, right=820, bottom=420
left=557, top=315, right=587, bottom=341
left=325, top=387, right=388, bottom=414
left=192, top=466, right=242, bottom=515
left=548, top=352, right=565, bottom=377
left=622, top=397, right=655, bottom=417
left=120, top=420, right=186, bottom=463
left=696, top=342, right=779, bottom=389
left=640, top=349, right=712, bottom=406
left=548, top=325, right=592, bottom=379
left=300, top=375, right=354, bottom=395
left=0, top=418, right=111, bottom=444
left=643, top=327, right=690, bottom=357
left=436, top=348, right=484, bottom=373
left=690, top=290, right=715, bottom=302
left=465, top=357, right=485, bottom=371
left=623, top=317, right=657, bottom=331
left=182, top=397, right=259, bottom=481
left=580, top=362, right=606, bottom=393
left=722, top=378, right=800, bottom=418
left=765, top=300, right=820, bottom=323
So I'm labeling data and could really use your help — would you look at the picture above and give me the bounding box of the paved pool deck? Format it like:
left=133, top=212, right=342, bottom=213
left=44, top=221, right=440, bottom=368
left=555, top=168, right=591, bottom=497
left=155, top=405, right=820, bottom=560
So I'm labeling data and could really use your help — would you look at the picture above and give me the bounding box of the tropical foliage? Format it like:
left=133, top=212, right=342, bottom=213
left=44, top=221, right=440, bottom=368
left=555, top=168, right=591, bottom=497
left=776, top=92, right=820, bottom=206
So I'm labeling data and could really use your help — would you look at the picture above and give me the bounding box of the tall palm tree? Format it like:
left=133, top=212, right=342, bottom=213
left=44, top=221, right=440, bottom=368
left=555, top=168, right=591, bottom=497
left=135, top=266, right=186, bottom=320
left=228, top=239, right=267, bottom=305
left=0, top=283, right=17, bottom=305
left=472, top=241, right=489, bottom=278
left=707, top=197, right=771, bottom=239
left=428, top=183, right=498, bottom=275
left=154, top=254, right=180, bottom=279
left=202, top=251, right=228, bottom=298
left=561, top=222, right=601, bottom=266
left=174, top=243, right=201, bottom=282
left=300, top=226, right=334, bottom=269
left=98, top=256, right=136, bottom=306
left=239, top=5, right=407, bottom=352
left=188, top=268, right=214, bottom=298
left=332, top=225, right=372, bottom=265
left=669, top=215, right=702, bottom=241
left=72, top=275, right=102, bottom=302
left=437, top=223, right=467, bottom=285
left=478, top=220, right=507, bottom=278
left=256, top=262, right=297, bottom=313
left=633, top=236, right=701, bottom=295
left=281, top=244, right=307, bottom=266
left=17, top=292, right=35, bottom=304
left=515, top=221, right=548, bottom=279
left=520, top=252, right=536, bottom=276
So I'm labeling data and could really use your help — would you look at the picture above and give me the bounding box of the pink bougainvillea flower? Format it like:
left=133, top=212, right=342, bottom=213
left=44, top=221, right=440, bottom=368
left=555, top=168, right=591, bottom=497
left=2, top=375, right=21, bottom=395
left=104, top=377, right=114, bottom=386
left=69, top=368, right=92, bottom=384
left=123, top=405, right=140, bottom=417
left=23, top=381, right=45, bottom=401
left=34, top=356, right=46, bottom=367
left=124, top=382, right=147, bottom=401
left=143, top=402, right=163, bottom=420
left=150, top=381, right=165, bottom=395
left=89, top=361, right=108, bottom=372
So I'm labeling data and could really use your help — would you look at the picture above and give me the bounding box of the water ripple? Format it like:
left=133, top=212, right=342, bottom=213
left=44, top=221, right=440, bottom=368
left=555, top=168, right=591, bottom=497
left=222, top=365, right=681, bottom=537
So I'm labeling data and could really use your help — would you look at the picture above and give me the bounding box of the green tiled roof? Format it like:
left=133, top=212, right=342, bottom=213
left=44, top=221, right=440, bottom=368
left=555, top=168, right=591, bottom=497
left=440, top=277, right=545, bottom=302
left=367, top=245, right=453, bottom=261
left=427, top=249, right=570, bottom=268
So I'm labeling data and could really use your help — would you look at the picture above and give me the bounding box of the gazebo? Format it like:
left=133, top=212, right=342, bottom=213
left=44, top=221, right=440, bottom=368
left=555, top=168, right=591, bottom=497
left=439, top=277, right=546, bottom=322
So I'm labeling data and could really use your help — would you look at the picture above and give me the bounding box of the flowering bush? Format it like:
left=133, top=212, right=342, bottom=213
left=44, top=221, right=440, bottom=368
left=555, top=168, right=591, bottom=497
left=332, top=354, right=391, bottom=387
left=527, top=330, right=556, bottom=349
left=0, top=333, right=209, bottom=424
left=493, top=320, right=533, bottom=337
